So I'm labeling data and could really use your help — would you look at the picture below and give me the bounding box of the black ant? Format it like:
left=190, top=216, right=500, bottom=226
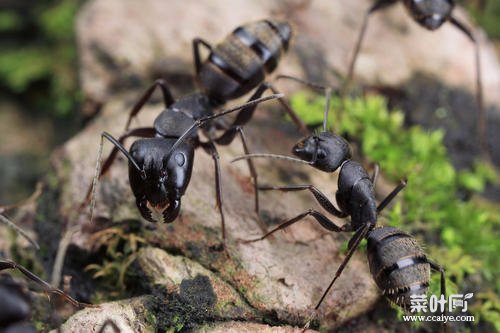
left=232, top=83, right=446, bottom=328
left=345, top=0, right=486, bottom=155
left=83, top=19, right=308, bottom=248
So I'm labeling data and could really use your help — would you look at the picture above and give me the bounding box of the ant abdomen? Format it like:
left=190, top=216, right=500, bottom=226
left=198, top=20, right=291, bottom=102
left=367, top=226, right=431, bottom=308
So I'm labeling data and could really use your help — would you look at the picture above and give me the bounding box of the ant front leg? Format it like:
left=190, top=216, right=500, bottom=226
left=259, top=184, right=348, bottom=219
left=245, top=208, right=350, bottom=243
left=214, top=126, right=269, bottom=235
left=448, top=16, right=487, bottom=158
left=200, top=141, right=227, bottom=249
left=124, top=79, right=175, bottom=131
left=344, top=0, right=398, bottom=92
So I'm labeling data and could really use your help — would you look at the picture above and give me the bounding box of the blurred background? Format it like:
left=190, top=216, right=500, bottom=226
left=0, top=0, right=499, bottom=331
left=0, top=0, right=498, bottom=203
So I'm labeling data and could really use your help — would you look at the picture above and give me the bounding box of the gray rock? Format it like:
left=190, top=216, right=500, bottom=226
left=136, top=247, right=258, bottom=321
left=54, top=296, right=155, bottom=333
left=193, top=321, right=318, bottom=333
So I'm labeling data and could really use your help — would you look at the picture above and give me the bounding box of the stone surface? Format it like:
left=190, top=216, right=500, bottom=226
left=54, top=296, right=155, bottom=333
left=77, top=0, right=500, bottom=107
left=194, top=321, right=317, bottom=333
left=136, top=247, right=258, bottom=321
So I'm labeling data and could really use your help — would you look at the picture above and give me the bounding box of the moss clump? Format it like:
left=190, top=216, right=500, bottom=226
left=153, top=274, right=218, bottom=332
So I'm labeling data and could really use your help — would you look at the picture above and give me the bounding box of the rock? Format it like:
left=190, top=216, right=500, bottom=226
left=54, top=296, right=155, bottom=333
left=77, top=0, right=500, bottom=107
left=193, top=321, right=318, bottom=333
left=136, top=247, right=258, bottom=322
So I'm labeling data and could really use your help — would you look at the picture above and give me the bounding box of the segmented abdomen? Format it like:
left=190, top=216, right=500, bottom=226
left=367, top=226, right=431, bottom=309
left=198, top=20, right=290, bottom=102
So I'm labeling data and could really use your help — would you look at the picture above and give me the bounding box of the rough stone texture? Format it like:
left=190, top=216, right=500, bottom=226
left=77, top=0, right=500, bottom=107
left=136, top=247, right=258, bottom=321
left=53, top=296, right=155, bottom=333
left=194, top=321, right=317, bottom=333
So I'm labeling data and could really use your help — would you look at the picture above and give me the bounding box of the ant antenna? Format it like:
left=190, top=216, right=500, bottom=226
left=276, top=74, right=336, bottom=132
left=164, top=93, right=283, bottom=160
left=232, top=153, right=313, bottom=165
left=89, top=132, right=146, bottom=224
left=323, top=87, right=332, bottom=132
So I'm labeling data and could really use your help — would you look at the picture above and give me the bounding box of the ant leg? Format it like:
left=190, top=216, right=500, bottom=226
left=200, top=142, right=226, bottom=247
left=164, top=93, right=282, bottom=159
left=449, top=16, right=488, bottom=158
left=215, top=127, right=267, bottom=230
left=344, top=0, right=398, bottom=92
left=245, top=209, right=350, bottom=242
left=259, top=184, right=348, bottom=218
left=376, top=179, right=407, bottom=213
left=217, top=82, right=309, bottom=135
left=124, top=79, right=175, bottom=131
left=275, top=75, right=337, bottom=132
left=261, top=82, right=309, bottom=135
left=428, top=260, right=447, bottom=304
left=313, top=223, right=371, bottom=311
left=192, top=38, right=213, bottom=75
left=0, top=260, right=94, bottom=308
left=428, top=260, right=448, bottom=332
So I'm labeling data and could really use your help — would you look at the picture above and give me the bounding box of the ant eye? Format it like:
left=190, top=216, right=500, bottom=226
left=318, top=151, right=326, bottom=159
left=175, top=153, right=186, bottom=166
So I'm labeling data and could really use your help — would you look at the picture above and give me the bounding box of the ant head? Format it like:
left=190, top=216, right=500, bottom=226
left=265, top=19, right=292, bottom=50
left=129, top=139, right=194, bottom=221
left=292, top=132, right=351, bottom=172
left=409, top=0, right=453, bottom=30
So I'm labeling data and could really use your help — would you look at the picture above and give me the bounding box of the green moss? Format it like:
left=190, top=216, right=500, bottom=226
left=290, top=92, right=499, bottom=329
left=0, top=1, right=83, bottom=117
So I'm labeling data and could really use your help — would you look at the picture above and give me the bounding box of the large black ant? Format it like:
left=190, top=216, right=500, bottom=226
left=83, top=19, right=309, bottom=247
left=345, top=0, right=486, bottom=155
left=233, top=83, right=446, bottom=327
